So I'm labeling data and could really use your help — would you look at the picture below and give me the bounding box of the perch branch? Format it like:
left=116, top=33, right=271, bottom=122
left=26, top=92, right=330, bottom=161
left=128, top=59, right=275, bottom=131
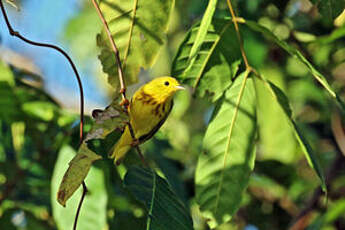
left=91, top=0, right=148, bottom=167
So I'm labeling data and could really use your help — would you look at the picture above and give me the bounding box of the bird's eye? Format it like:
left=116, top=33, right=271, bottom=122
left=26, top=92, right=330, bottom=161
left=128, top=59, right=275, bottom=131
left=164, top=81, right=170, bottom=86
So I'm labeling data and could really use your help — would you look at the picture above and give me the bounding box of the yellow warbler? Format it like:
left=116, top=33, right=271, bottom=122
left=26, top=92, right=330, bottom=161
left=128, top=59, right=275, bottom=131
left=109, top=76, right=184, bottom=165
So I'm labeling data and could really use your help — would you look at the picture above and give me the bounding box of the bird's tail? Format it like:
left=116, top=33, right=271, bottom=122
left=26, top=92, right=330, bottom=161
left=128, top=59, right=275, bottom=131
left=109, top=126, right=132, bottom=165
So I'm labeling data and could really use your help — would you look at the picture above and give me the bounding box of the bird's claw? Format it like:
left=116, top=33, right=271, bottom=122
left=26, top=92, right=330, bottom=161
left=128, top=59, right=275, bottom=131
left=131, top=138, right=140, bottom=147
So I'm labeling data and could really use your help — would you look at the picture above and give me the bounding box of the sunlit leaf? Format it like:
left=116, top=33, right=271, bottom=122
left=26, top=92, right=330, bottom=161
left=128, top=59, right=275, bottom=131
left=56, top=143, right=102, bottom=207
left=189, top=0, right=218, bottom=60
left=195, top=72, right=257, bottom=228
left=64, top=4, right=102, bottom=62
left=257, top=76, right=326, bottom=191
left=0, top=61, right=15, bottom=86
left=52, top=145, right=107, bottom=230
left=315, top=26, right=345, bottom=44
left=22, top=101, right=56, bottom=122
left=97, top=0, right=174, bottom=89
left=124, top=166, right=194, bottom=230
left=172, top=18, right=241, bottom=102
left=255, top=67, right=298, bottom=163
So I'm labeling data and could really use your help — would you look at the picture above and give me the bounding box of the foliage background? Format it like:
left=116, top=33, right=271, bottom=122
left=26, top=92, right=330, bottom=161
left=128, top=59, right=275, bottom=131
left=1, top=0, right=345, bottom=229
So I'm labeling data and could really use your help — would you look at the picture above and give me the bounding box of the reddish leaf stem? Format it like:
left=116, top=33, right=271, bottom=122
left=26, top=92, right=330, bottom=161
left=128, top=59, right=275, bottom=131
left=91, top=0, right=147, bottom=167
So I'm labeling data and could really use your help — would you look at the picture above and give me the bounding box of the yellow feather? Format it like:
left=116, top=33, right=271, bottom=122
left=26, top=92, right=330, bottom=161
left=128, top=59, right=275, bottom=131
left=109, top=76, right=184, bottom=165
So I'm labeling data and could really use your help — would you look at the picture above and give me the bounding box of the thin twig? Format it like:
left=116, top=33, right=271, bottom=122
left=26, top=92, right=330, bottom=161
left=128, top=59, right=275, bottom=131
left=91, top=0, right=128, bottom=105
left=91, top=0, right=148, bottom=167
left=226, top=0, right=250, bottom=70
left=72, top=182, right=88, bottom=230
left=0, top=2, right=88, bottom=230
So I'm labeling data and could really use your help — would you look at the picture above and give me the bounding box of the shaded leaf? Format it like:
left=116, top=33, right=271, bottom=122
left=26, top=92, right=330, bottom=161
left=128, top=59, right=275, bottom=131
left=97, top=0, right=174, bottom=89
left=257, top=76, right=326, bottom=191
left=57, top=143, right=102, bottom=206
left=172, top=18, right=241, bottom=102
left=245, top=20, right=337, bottom=99
left=52, top=145, right=107, bottom=230
left=311, top=0, right=345, bottom=24
left=124, top=166, right=194, bottom=230
left=195, top=72, right=257, bottom=228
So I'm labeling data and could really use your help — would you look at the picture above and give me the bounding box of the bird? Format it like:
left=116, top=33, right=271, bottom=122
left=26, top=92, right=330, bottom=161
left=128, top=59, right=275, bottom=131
left=109, top=76, right=185, bottom=165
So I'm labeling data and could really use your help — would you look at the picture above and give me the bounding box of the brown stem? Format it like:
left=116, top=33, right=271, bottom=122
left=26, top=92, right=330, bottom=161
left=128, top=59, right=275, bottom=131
left=91, top=0, right=147, bottom=167
left=226, top=0, right=250, bottom=70
left=73, top=181, right=88, bottom=230
left=91, top=0, right=127, bottom=105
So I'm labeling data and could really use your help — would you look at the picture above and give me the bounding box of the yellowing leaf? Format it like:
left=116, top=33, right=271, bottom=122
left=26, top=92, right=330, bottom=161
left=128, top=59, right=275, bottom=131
left=57, top=143, right=102, bottom=207
left=86, top=98, right=128, bottom=141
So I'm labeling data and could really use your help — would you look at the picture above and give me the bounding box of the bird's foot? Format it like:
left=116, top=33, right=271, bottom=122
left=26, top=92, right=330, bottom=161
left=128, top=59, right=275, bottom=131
left=131, top=138, right=140, bottom=147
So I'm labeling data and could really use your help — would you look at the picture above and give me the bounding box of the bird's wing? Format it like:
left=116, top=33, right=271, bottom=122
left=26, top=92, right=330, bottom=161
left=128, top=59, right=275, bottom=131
left=137, top=100, right=174, bottom=143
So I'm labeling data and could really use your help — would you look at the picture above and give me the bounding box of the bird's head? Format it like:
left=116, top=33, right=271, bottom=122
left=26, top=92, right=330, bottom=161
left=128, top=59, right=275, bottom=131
left=143, top=76, right=185, bottom=102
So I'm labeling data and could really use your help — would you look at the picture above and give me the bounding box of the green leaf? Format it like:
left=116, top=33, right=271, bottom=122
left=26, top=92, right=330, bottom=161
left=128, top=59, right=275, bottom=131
left=245, top=20, right=337, bottom=99
left=257, top=75, right=326, bottom=192
left=124, top=166, right=194, bottom=230
left=255, top=67, right=298, bottom=163
left=0, top=61, right=15, bottom=86
left=311, top=0, right=345, bottom=24
left=97, top=0, right=174, bottom=89
left=195, top=71, right=257, bottom=228
left=56, top=143, right=102, bottom=206
left=172, top=18, right=241, bottom=102
left=21, top=101, right=57, bottom=121
left=64, top=4, right=102, bottom=62
left=0, top=61, right=19, bottom=122
left=189, top=0, right=218, bottom=60
left=308, top=198, right=345, bottom=229
left=315, top=26, right=345, bottom=44
left=52, top=145, right=107, bottom=230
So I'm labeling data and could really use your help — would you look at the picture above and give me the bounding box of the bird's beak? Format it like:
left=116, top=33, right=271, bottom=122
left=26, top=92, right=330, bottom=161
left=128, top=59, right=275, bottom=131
left=175, top=85, right=185, bottom=91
